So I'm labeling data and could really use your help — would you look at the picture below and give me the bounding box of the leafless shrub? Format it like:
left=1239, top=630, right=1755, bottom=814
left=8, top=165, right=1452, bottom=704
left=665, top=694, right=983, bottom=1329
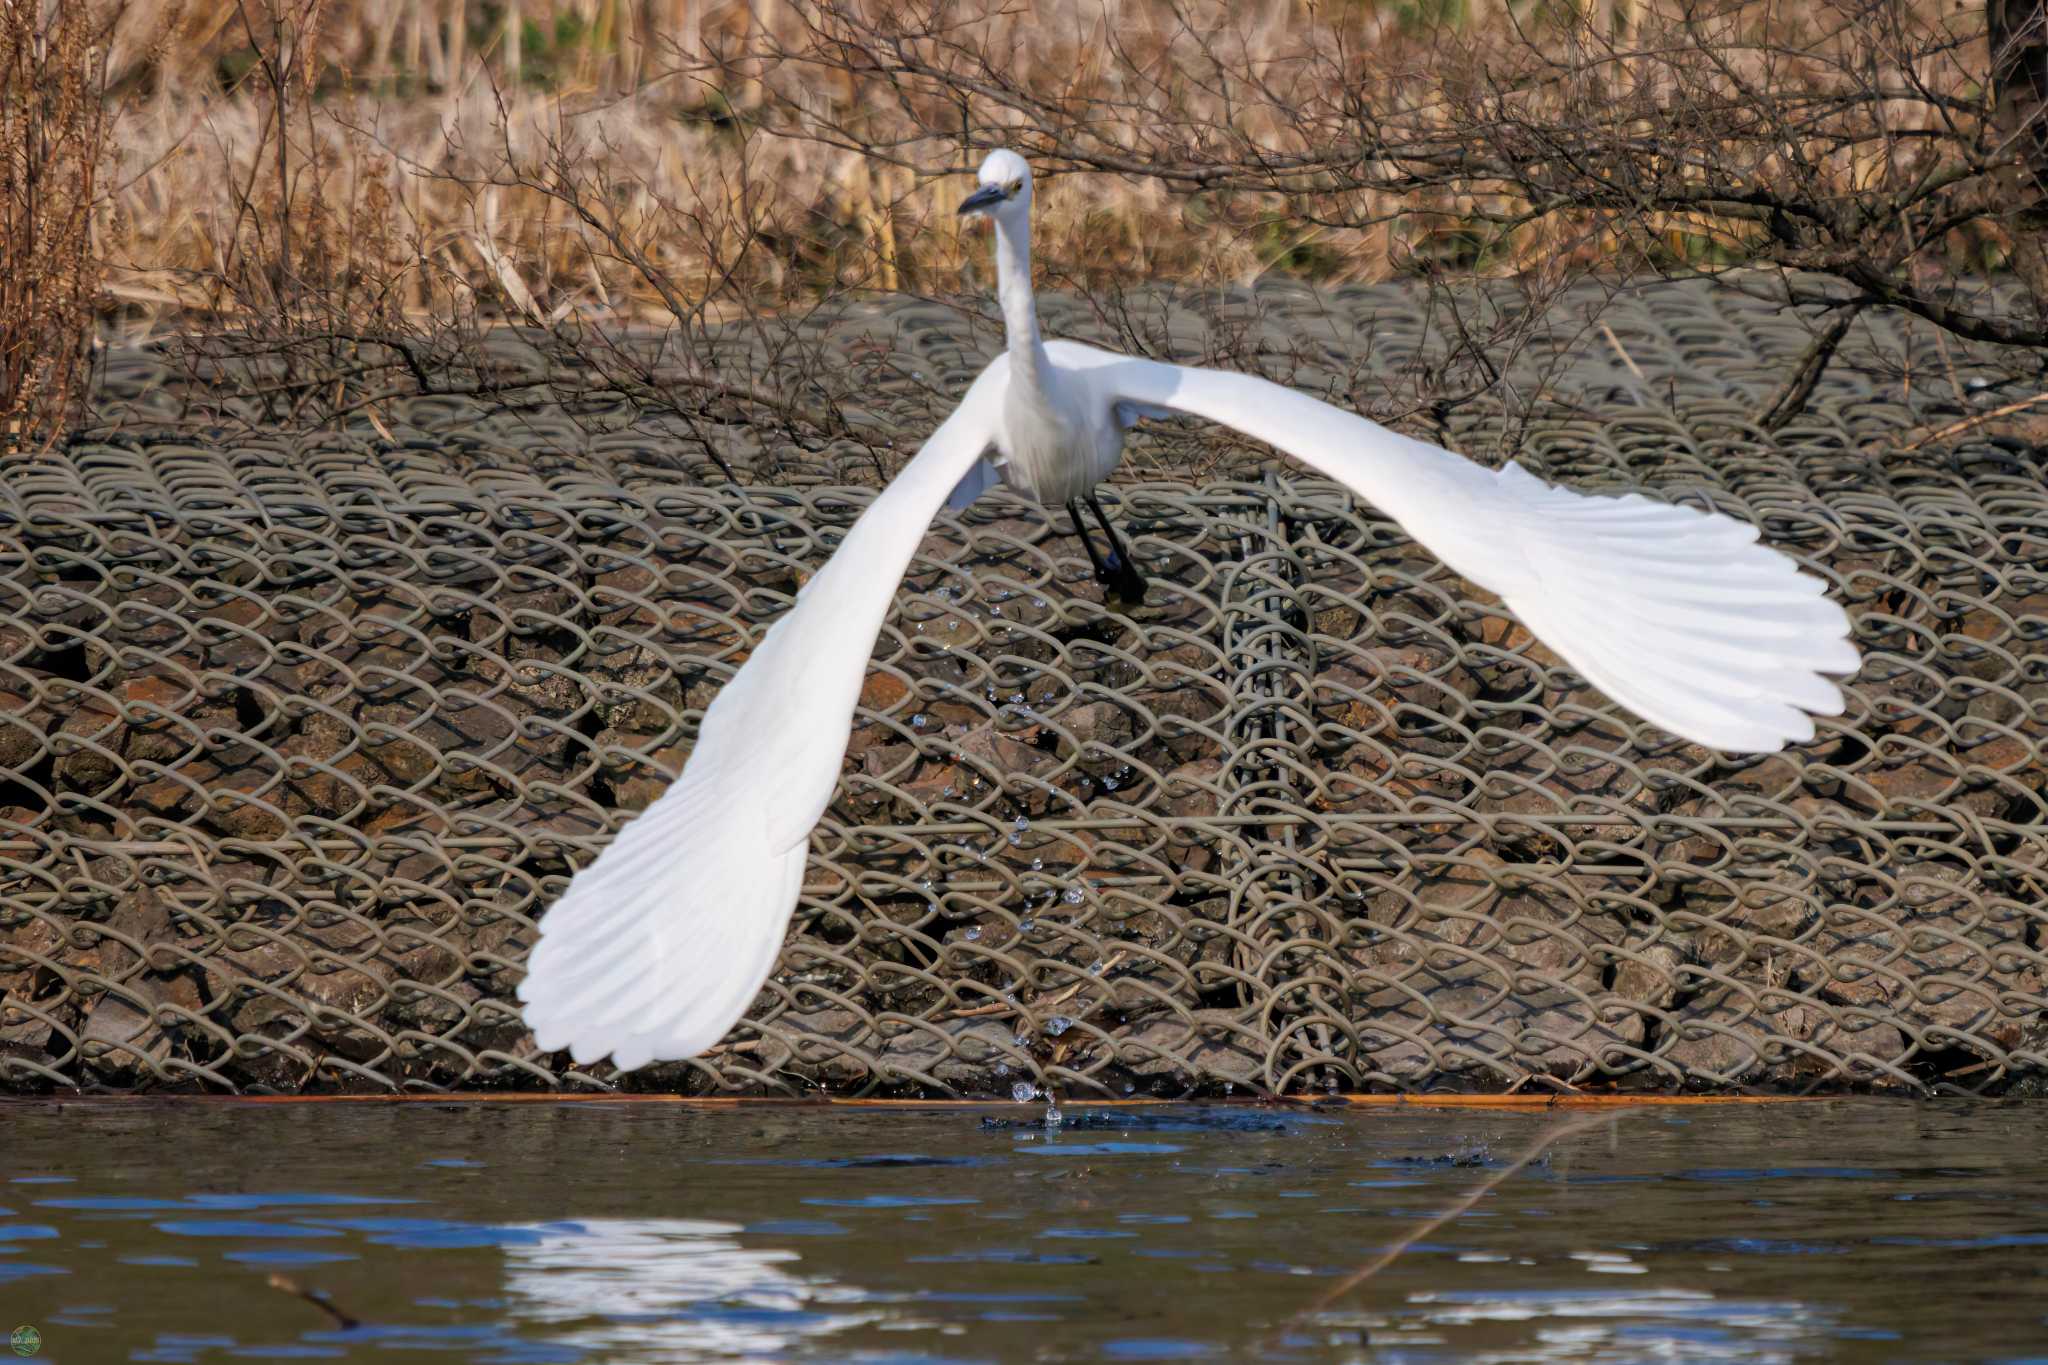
left=0, top=0, right=112, bottom=452
left=77, top=0, right=2048, bottom=454
left=725, top=0, right=2048, bottom=426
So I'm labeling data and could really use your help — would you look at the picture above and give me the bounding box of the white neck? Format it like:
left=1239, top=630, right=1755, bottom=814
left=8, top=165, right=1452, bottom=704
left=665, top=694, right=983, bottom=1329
left=992, top=213, right=1047, bottom=391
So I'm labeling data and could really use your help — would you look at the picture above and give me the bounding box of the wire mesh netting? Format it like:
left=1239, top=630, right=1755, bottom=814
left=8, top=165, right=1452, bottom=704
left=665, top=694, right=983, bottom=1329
left=2, top=280, right=2044, bottom=1096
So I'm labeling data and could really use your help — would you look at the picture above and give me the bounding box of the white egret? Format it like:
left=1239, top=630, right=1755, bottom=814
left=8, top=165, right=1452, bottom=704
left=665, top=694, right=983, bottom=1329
left=518, top=149, right=1857, bottom=1071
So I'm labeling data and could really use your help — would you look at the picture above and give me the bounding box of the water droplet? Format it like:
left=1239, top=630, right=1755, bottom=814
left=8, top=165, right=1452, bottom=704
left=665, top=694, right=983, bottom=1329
left=914, top=622, right=925, bottom=633
left=964, top=926, right=982, bottom=942
left=1103, top=776, right=1119, bottom=791
left=1032, top=598, right=1047, bottom=609
left=991, top=605, right=1004, bottom=616
left=942, top=785, right=957, bottom=798
left=1011, top=1081, right=1038, bottom=1103
left=1122, top=1082, right=1135, bottom=1095
left=1020, top=918, right=1036, bottom=933
left=1030, top=857, right=1044, bottom=872
left=1044, top=1101, right=1062, bottom=1129
left=1046, top=1015, right=1073, bottom=1036
left=1063, top=886, right=1083, bottom=905
left=1014, top=815, right=1029, bottom=830
left=995, top=1062, right=1010, bottom=1077
left=1008, top=831, right=1023, bottom=846
left=1009, top=692, right=1025, bottom=704
left=912, top=713, right=929, bottom=729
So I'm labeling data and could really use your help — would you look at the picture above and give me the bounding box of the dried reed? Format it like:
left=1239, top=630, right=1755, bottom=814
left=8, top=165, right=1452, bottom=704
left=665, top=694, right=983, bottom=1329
left=0, top=0, right=111, bottom=451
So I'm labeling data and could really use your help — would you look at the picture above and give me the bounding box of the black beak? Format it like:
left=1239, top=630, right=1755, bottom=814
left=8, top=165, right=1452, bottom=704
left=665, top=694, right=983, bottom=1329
left=958, top=185, right=1006, bottom=216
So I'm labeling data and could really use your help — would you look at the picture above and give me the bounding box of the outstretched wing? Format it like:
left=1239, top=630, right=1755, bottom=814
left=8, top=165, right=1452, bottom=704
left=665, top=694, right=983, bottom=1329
left=1058, top=341, right=1855, bottom=753
left=518, top=357, right=1010, bottom=1069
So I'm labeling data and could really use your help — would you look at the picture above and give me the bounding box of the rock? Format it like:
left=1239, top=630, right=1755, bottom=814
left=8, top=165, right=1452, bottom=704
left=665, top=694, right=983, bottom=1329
left=591, top=728, right=686, bottom=813
left=587, top=639, right=685, bottom=733
left=359, top=685, right=517, bottom=795
left=134, top=753, right=293, bottom=840
left=1612, top=943, right=1684, bottom=1011
left=1859, top=749, right=2005, bottom=819
left=1472, top=732, right=1661, bottom=841
left=197, top=593, right=295, bottom=682
left=1312, top=736, right=1472, bottom=817
left=878, top=1018, right=1022, bottom=1090
left=1366, top=853, right=1620, bottom=994
left=1161, top=759, right=1228, bottom=876
left=1714, top=752, right=1807, bottom=810
left=856, top=670, right=912, bottom=716
left=1316, top=647, right=1481, bottom=731
left=0, top=1010, right=56, bottom=1073
left=1059, top=699, right=1137, bottom=759
left=275, top=711, right=379, bottom=819
left=952, top=723, right=1059, bottom=810
left=854, top=743, right=921, bottom=819
left=1796, top=864, right=2034, bottom=1039
left=1764, top=1003, right=1910, bottom=1087
left=118, top=678, right=231, bottom=770
left=81, top=991, right=171, bottom=1081
left=77, top=890, right=207, bottom=1083
left=0, top=912, right=68, bottom=997
left=51, top=696, right=123, bottom=794
left=0, top=678, right=54, bottom=773
left=1119, top=1010, right=1266, bottom=1086
left=1658, top=999, right=1770, bottom=1083
left=1348, top=974, right=1646, bottom=1085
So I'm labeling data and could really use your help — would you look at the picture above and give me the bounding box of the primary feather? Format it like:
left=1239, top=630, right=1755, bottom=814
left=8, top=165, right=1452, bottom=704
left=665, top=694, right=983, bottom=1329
left=519, top=150, right=1856, bottom=1070
left=517, top=360, right=1010, bottom=1067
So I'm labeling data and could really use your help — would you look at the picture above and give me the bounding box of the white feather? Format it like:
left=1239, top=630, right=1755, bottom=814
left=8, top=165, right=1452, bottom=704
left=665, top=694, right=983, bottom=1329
left=516, top=360, right=1010, bottom=1068
left=519, top=149, right=1858, bottom=1071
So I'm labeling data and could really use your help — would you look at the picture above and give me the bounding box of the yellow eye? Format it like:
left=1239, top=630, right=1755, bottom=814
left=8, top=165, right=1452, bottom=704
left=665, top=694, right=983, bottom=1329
left=1007, top=180, right=1023, bottom=196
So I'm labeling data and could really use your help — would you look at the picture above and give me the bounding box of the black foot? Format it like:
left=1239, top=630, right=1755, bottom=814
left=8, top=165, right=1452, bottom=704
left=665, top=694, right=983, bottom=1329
left=1097, top=553, right=1147, bottom=606
left=1084, top=492, right=1147, bottom=607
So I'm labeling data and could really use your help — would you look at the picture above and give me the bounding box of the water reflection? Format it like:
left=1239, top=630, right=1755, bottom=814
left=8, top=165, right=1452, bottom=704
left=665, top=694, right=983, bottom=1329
left=1401, top=1285, right=1848, bottom=1361
left=502, top=1218, right=878, bottom=1361
left=2, top=1099, right=2042, bottom=1362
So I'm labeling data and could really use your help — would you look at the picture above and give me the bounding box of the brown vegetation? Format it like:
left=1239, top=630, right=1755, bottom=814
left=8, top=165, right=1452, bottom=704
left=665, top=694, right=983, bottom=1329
left=15, top=0, right=2048, bottom=444
left=0, top=0, right=111, bottom=451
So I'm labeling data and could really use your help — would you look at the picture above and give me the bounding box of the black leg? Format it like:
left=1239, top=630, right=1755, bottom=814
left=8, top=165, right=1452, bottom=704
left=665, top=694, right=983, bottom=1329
left=1067, top=498, right=1112, bottom=582
left=1085, top=493, right=1147, bottom=605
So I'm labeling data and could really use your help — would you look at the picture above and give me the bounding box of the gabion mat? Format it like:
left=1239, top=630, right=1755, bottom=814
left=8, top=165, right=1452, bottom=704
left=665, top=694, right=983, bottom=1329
left=3, top=280, right=2045, bottom=1096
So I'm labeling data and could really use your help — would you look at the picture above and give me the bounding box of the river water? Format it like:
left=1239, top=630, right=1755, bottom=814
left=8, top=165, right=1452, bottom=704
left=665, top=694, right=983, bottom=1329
left=1, top=1098, right=2042, bottom=1361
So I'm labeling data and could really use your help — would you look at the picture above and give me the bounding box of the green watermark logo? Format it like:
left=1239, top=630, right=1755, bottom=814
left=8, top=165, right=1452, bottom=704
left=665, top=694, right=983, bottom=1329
left=9, top=1326, right=39, bottom=1358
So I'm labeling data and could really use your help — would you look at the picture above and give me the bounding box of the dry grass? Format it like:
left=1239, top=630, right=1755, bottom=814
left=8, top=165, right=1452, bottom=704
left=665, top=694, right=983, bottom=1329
left=0, top=0, right=2008, bottom=454
left=86, top=0, right=2016, bottom=332
left=1, top=0, right=111, bottom=449
left=97, top=0, right=1288, bottom=330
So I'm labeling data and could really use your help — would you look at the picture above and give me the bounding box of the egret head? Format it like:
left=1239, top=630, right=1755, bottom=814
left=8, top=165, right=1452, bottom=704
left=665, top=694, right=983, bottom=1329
left=958, top=148, right=1032, bottom=222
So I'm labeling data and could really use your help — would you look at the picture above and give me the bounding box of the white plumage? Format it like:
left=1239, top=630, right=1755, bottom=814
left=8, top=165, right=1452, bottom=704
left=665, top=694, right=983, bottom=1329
left=518, top=149, right=1857, bottom=1070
